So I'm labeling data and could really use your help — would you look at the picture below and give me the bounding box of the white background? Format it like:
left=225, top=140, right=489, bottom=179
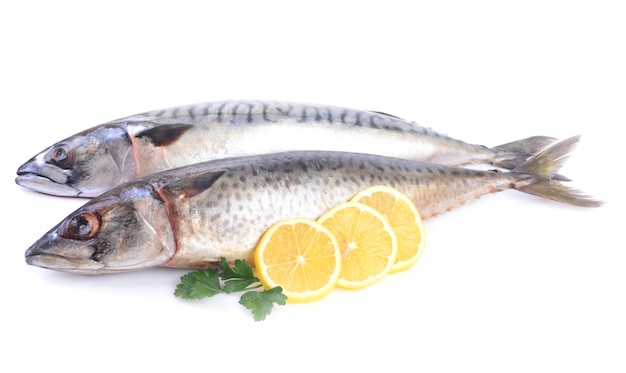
left=1, top=1, right=623, bottom=372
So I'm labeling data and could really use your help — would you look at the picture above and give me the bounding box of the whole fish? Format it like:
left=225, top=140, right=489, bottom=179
left=25, top=136, right=600, bottom=274
left=16, top=100, right=554, bottom=197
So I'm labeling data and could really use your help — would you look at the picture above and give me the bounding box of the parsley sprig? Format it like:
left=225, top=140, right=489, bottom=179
left=174, top=258, right=287, bottom=321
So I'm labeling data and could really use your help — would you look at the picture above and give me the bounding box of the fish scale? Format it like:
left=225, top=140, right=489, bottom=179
left=139, top=152, right=521, bottom=267
left=133, top=100, right=438, bottom=134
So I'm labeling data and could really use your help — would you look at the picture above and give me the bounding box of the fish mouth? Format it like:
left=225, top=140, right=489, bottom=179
left=25, top=253, right=159, bottom=274
left=25, top=233, right=165, bottom=275
left=16, top=158, right=81, bottom=196
left=16, top=172, right=80, bottom=197
left=26, top=253, right=105, bottom=275
left=25, top=252, right=165, bottom=275
left=25, top=233, right=104, bottom=274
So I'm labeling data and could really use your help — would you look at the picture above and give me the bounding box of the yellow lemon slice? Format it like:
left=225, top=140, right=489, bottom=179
left=254, top=218, right=341, bottom=303
left=351, top=185, right=425, bottom=273
left=317, top=202, right=397, bottom=289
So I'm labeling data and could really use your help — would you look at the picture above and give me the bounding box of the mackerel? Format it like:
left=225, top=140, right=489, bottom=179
left=16, top=100, right=553, bottom=197
left=25, top=136, right=601, bottom=274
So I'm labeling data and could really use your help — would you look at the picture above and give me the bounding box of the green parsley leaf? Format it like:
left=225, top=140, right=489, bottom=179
left=174, top=269, right=222, bottom=299
left=222, top=279, right=260, bottom=294
left=218, top=258, right=255, bottom=280
left=175, top=258, right=286, bottom=320
left=239, top=287, right=288, bottom=321
left=218, top=258, right=261, bottom=293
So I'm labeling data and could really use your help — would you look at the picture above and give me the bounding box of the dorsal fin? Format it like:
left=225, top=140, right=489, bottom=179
left=136, top=123, right=194, bottom=147
left=369, top=111, right=404, bottom=120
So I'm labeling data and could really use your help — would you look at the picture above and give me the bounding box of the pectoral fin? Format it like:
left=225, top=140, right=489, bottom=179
left=136, top=123, right=194, bottom=147
left=163, top=171, right=226, bottom=199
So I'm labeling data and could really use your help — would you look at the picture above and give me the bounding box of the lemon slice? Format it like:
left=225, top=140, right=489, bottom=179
left=254, top=218, right=341, bottom=303
left=351, top=185, right=425, bottom=273
left=317, top=202, right=397, bottom=289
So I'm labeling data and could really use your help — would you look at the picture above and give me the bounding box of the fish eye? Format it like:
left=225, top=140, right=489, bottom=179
left=47, top=145, right=74, bottom=168
left=61, top=212, right=101, bottom=240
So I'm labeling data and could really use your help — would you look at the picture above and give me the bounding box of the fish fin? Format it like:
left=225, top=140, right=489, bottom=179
left=136, top=123, right=194, bottom=147
left=491, top=136, right=558, bottom=170
left=518, top=182, right=602, bottom=207
left=166, top=171, right=226, bottom=199
left=513, top=135, right=603, bottom=207
left=369, top=111, right=404, bottom=120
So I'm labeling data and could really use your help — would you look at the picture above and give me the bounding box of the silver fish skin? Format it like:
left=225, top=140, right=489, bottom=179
left=15, top=100, right=554, bottom=197
left=24, top=136, right=601, bottom=274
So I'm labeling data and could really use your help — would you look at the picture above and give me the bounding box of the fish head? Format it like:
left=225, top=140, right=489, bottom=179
left=25, top=183, right=176, bottom=274
left=16, top=125, right=136, bottom=197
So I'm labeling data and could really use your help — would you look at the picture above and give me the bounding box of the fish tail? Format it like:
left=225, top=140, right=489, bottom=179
left=512, top=135, right=603, bottom=207
left=490, top=136, right=558, bottom=169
